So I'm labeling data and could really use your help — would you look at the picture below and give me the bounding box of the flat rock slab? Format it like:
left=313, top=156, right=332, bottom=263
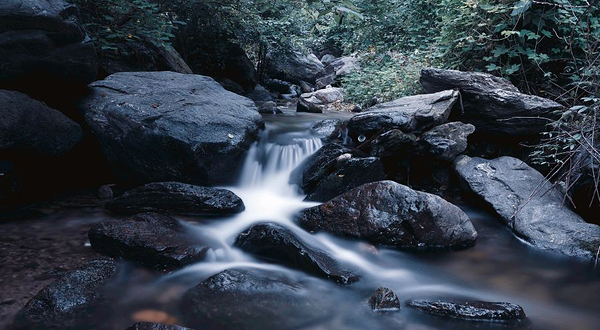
left=234, top=223, right=359, bottom=284
left=368, top=287, right=401, bottom=312
left=180, top=268, right=334, bottom=330
left=0, top=90, right=82, bottom=156
left=11, top=259, right=118, bottom=330
left=82, top=71, right=264, bottom=186
left=454, top=155, right=600, bottom=259
left=105, top=182, right=244, bottom=216
left=297, top=180, right=477, bottom=249
left=347, top=90, right=458, bottom=140
left=89, top=213, right=210, bottom=270
left=407, top=300, right=526, bottom=322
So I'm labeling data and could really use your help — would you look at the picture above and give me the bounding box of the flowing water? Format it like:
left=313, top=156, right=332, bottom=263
left=3, top=111, right=599, bottom=330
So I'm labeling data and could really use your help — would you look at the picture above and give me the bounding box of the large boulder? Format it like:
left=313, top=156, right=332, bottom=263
left=407, top=300, right=526, bottom=322
left=180, top=269, right=334, bottom=330
left=234, top=223, right=360, bottom=284
left=418, top=122, right=475, bottom=161
left=105, top=182, right=244, bottom=216
left=295, top=143, right=354, bottom=193
left=0, top=90, right=82, bottom=156
left=420, top=68, right=563, bottom=135
left=82, top=71, right=264, bottom=186
left=11, top=259, right=117, bottom=330
left=297, top=87, right=345, bottom=113
left=88, top=213, right=211, bottom=269
left=266, top=51, right=324, bottom=84
left=454, top=155, right=600, bottom=259
left=347, top=90, right=459, bottom=142
left=0, top=0, right=97, bottom=96
left=297, top=181, right=477, bottom=249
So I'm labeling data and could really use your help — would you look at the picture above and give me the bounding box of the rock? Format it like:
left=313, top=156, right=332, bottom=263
left=369, top=130, right=418, bottom=157
left=266, top=51, right=324, bottom=84
left=257, top=101, right=283, bottom=114
left=320, top=54, right=337, bottom=65
left=0, top=0, right=97, bottom=96
left=105, top=182, right=244, bottom=216
left=88, top=213, right=211, bottom=269
left=315, top=56, right=360, bottom=90
left=217, top=78, right=245, bottom=95
left=407, top=300, right=526, bottom=322
left=299, top=81, right=314, bottom=93
left=98, top=184, right=114, bottom=201
left=234, top=223, right=359, bottom=284
left=0, top=161, right=18, bottom=201
left=305, top=157, right=386, bottom=202
left=82, top=71, right=264, bottom=186
left=0, top=90, right=82, bottom=156
left=298, top=143, right=354, bottom=193
left=568, top=142, right=600, bottom=224
left=347, top=90, right=459, bottom=141
left=454, top=155, right=600, bottom=259
left=297, top=180, right=477, bottom=249
left=246, top=85, right=274, bottom=103
left=221, top=44, right=259, bottom=93
left=297, top=87, right=345, bottom=113
left=420, top=68, right=563, bottom=135
left=264, top=78, right=294, bottom=94
left=126, top=323, right=193, bottom=330
left=11, top=259, right=117, bottom=330
left=419, top=122, right=475, bottom=161
left=368, top=287, right=401, bottom=312
left=180, top=269, right=333, bottom=330
left=309, top=119, right=344, bottom=141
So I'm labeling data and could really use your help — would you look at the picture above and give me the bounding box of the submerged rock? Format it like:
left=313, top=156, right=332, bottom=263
left=82, top=71, right=264, bottom=186
left=454, top=155, right=600, bottom=259
left=305, top=157, right=386, bottom=202
left=105, top=182, right=244, bottom=216
left=180, top=269, right=333, bottom=330
left=368, top=287, right=401, bottom=312
left=11, top=259, right=117, bottom=330
left=297, top=181, right=477, bottom=249
left=0, top=90, right=82, bottom=156
left=347, top=90, right=458, bottom=141
left=407, top=300, right=526, bottom=321
left=420, top=68, right=563, bottom=135
left=88, top=213, right=210, bottom=269
left=234, top=223, right=359, bottom=284
left=126, top=323, right=193, bottom=330
left=419, top=122, right=475, bottom=161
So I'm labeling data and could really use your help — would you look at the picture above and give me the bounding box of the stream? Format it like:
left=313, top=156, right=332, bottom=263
left=2, top=110, right=599, bottom=330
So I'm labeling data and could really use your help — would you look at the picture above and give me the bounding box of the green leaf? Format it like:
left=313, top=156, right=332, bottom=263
left=511, top=0, right=532, bottom=17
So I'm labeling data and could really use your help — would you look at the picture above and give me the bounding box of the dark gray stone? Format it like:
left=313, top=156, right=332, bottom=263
left=347, top=90, right=459, bottom=141
left=234, top=223, right=359, bottom=284
left=420, top=68, right=563, bottom=135
left=369, top=129, right=417, bottom=157
left=419, top=122, right=475, bottom=161
left=309, top=119, right=344, bottom=141
left=454, top=155, right=600, bottom=259
left=0, top=90, right=82, bottom=156
left=82, top=71, right=264, bottom=186
left=407, top=300, right=526, bottom=321
left=11, top=259, right=117, bottom=330
left=126, top=323, right=193, bottom=330
left=0, top=0, right=97, bottom=93
left=257, top=101, right=283, bottom=114
left=105, top=182, right=244, bottom=216
left=298, top=143, right=354, bottom=193
left=180, top=269, right=333, bottom=330
left=266, top=51, right=324, bottom=84
left=88, top=213, right=211, bottom=269
left=246, top=85, right=274, bottom=103
left=297, top=180, right=477, bottom=249
left=368, top=287, right=401, bottom=312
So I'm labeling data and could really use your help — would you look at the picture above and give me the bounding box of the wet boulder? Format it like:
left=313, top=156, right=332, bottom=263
left=407, top=300, right=526, bottom=322
left=105, top=182, right=244, bottom=216
left=369, top=129, right=418, bottom=157
left=11, top=259, right=118, bottom=330
left=305, top=157, right=386, bottom=202
left=454, top=155, right=600, bottom=259
left=297, top=143, right=354, bottom=193
left=0, top=0, right=97, bottom=96
left=0, top=90, right=82, bottom=156
left=234, top=223, right=359, bottom=284
left=418, top=122, right=475, bottom=161
left=88, top=213, right=211, bottom=269
left=347, top=90, right=459, bottom=141
left=257, top=101, right=283, bottom=114
left=420, top=68, right=563, bottom=135
left=246, top=85, right=274, bottom=103
left=297, top=87, right=345, bottom=113
left=126, top=323, right=193, bottom=330
left=368, top=287, right=401, bottom=312
left=310, top=118, right=344, bottom=141
left=180, top=268, right=334, bottom=330
left=81, top=71, right=264, bottom=186
left=297, top=181, right=477, bottom=249
left=266, top=51, right=324, bottom=84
